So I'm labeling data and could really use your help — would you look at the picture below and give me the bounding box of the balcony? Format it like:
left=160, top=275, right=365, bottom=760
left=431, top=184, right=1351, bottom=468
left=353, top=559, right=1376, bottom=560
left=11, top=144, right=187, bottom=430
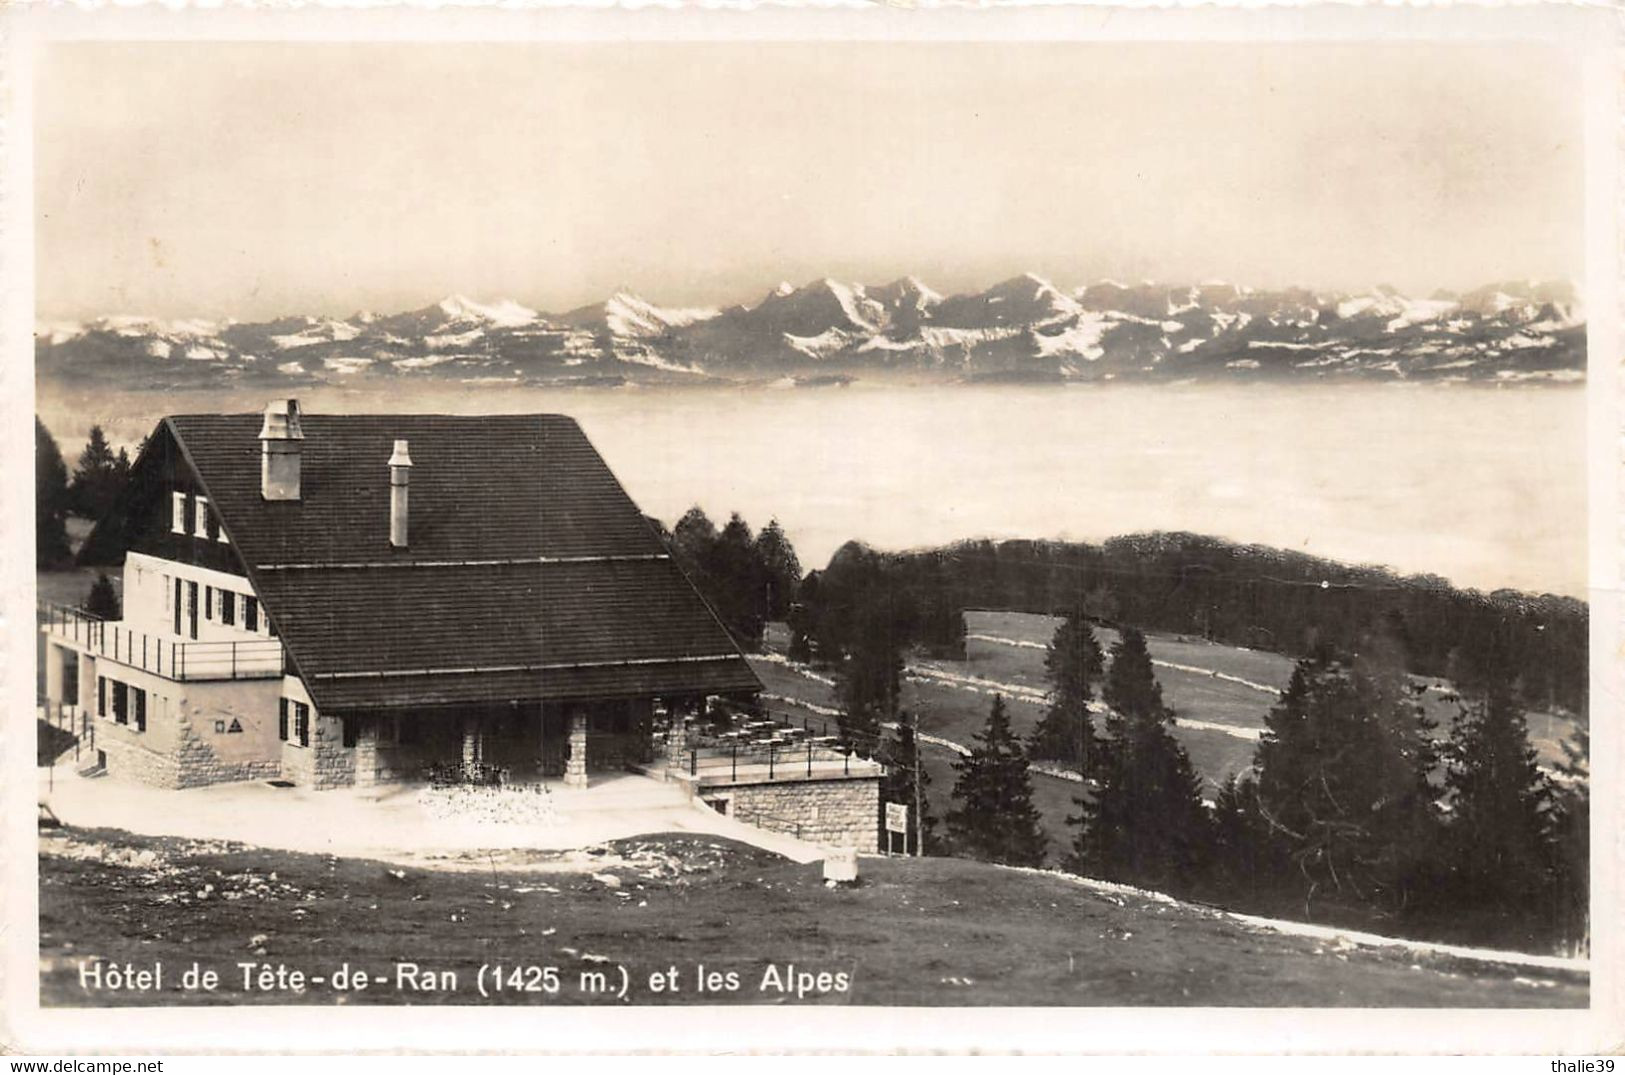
left=38, top=600, right=284, bottom=681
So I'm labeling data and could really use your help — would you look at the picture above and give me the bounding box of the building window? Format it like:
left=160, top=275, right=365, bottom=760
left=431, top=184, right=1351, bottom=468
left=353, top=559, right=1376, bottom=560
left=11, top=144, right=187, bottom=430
left=186, top=581, right=199, bottom=640
left=97, top=676, right=106, bottom=718
left=193, top=496, right=210, bottom=539
left=217, top=524, right=230, bottom=545
left=112, top=681, right=129, bottom=725
left=278, top=697, right=289, bottom=742
left=268, top=617, right=278, bottom=639
left=244, top=596, right=259, bottom=632
left=133, top=688, right=146, bottom=733
left=171, top=492, right=186, bottom=534
left=342, top=718, right=357, bottom=749
left=221, top=591, right=236, bottom=627
left=294, top=702, right=311, bottom=747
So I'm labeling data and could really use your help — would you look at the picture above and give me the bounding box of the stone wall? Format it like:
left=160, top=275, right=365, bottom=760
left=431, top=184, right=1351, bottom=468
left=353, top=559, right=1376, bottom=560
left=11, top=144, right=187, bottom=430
left=99, top=700, right=282, bottom=789
left=281, top=713, right=355, bottom=790
left=706, top=777, right=881, bottom=852
left=90, top=669, right=282, bottom=789
left=278, top=675, right=355, bottom=790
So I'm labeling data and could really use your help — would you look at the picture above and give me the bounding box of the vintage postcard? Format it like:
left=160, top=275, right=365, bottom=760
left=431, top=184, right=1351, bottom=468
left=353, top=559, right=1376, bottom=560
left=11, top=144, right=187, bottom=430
left=1, top=0, right=1620, bottom=1056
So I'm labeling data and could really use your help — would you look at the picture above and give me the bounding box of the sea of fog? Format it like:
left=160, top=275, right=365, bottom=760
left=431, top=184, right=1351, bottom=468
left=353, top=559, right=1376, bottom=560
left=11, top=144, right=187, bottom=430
left=35, top=381, right=1588, bottom=598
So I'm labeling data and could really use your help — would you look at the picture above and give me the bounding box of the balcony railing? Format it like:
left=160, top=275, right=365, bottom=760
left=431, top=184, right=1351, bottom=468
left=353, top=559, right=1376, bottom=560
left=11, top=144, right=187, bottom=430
left=38, top=600, right=284, bottom=681
left=675, top=701, right=885, bottom=784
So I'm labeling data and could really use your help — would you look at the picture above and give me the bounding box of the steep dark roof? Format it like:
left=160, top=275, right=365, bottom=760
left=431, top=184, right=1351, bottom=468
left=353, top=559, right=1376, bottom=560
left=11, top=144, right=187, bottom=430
left=165, top=412, right=759, bottom=712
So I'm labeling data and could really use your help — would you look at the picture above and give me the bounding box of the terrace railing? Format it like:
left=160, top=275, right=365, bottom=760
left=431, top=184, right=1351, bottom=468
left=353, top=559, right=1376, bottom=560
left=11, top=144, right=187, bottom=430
left=681, top=703, right=879, bottom=783
left=39, top=600, right=284, bottom=682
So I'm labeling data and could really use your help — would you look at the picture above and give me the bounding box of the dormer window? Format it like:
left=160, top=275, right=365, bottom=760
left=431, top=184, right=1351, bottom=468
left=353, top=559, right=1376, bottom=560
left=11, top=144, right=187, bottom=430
left=193, top=495, right=211, bottom=539
left=171, top=491, right=187, bottom=534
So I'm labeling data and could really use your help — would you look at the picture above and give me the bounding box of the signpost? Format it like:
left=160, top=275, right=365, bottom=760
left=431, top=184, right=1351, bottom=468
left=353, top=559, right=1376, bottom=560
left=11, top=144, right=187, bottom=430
left=885, top=802, right=909, bottom=856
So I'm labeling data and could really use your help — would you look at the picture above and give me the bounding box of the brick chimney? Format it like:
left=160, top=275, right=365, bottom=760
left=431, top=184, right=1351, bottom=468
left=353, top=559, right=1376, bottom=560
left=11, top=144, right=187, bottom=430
left=258, top=399, right=304, bottom=501
left=388, top=439, right=412, bottom=548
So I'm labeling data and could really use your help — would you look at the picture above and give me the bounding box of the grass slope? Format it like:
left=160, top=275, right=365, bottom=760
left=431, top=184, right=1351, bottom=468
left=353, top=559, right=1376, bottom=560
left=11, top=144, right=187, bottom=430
left=39, top=827, right=1584, bottom=1008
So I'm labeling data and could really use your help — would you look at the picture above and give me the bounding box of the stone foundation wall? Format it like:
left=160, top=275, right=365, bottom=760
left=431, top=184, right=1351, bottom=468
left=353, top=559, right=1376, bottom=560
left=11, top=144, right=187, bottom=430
left=709, top=777, right=881, bottom=852
left=281, top=713, right=355, bottom=790
left=99, top=706, right=281, bottom=789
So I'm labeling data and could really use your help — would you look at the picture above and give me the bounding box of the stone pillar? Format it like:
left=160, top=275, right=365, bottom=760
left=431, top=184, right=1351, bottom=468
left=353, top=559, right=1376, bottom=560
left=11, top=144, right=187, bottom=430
left=354, top=719, right=380, bottom=788
left=564, top=710, right=588, bottom=788
left=664, top=699, right=689, bottom=774
left=462, top=716, right=482, bottom=779
left=628, top=697, right=654, bottom=765
left=44, top=643, right=65, bottom=708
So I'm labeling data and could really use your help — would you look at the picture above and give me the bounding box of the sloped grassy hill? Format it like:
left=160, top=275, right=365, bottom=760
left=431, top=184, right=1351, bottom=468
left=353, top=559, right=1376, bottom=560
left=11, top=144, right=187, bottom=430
left=40, top=827, right=1583, bottom=1008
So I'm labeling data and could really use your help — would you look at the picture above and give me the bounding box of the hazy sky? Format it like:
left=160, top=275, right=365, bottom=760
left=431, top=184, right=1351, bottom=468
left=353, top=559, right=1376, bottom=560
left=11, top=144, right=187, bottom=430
left=36, top=41, right=1584, bottom=322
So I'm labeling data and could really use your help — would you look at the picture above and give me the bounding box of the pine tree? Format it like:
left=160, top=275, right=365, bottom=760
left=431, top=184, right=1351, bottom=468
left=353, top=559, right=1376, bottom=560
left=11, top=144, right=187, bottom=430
left=1029, top=609, right=1103, bottom=769
left=1210, top=773, right=1271, bottom=897
left=711, top=513, right=766, bottom=649
left=946, top=695, right=1048, bottom=866
left=880, top=713, right=937, bottom=855
left=1070, top=627, right=1210, bottom=891
left=671, top=506, right=719, bottom=591
left=70, top=425, right=123, bottom=520
left=1550, top=728, right=1590, bottom=953
left=85, top=572, right=120, bottom=619
left=786, top=572, right=819, bottom=663
left=1440, top=677, right=1557, bottom=923
left=1251, top=651, right=1441, bottom=915
left=753, top=519, right=802, bottom=622
left=834, top=614, right=901, bottom=756
left=35, top=418, right=72, bottom=568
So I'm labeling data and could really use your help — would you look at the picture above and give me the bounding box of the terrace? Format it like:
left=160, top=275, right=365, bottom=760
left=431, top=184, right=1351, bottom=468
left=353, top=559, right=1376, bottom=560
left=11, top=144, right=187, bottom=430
left=39, top=600, right=285, bottom=682
left=663, top=701, right=886, bottom=786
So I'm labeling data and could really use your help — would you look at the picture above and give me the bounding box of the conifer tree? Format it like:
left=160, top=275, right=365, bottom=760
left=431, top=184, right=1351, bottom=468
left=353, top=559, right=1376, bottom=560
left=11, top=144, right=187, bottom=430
left=70, top=425, right=123, bottom=520
left=753, top=518, right=802, bottom=622
left=786, top=572, right=819, bottom=663
left=946, top=694, right=1048, bottom=866
left=1550, top=728, right=1590, bottom=953
left=711, top=513, right=767, bottom=649
left=1210, top=773, right=1271, bottom=896
left=834, top=614, right=901, bottom=756
left=1029, top=609, right=1103, bottom=769
left=1251, top=650, right=1440, bottom=914
left=880, top=713, right=937, bottom=855
left=1439, top=676, right=1557, bottom=920
left=85, top=573, right=120, bottom=619
left=35, top=418, right=72, bottom=568
left=1070, top=627, right=1210, bottom=890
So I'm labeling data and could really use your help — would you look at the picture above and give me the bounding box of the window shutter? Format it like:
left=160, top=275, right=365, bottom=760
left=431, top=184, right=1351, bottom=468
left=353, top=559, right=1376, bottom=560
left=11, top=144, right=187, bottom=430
left=205, top=586, right=213, bottom=620
left=244, top=597, right=258, bottom=632
left=134, top=688, right=146, bottom=732
left=97, top=676, right=106, bottom=718
left=278, top=697, right=289, bottom=742
left=174, top=578, right=182, bottom=635
left=221, top=592, right=236, bottom=627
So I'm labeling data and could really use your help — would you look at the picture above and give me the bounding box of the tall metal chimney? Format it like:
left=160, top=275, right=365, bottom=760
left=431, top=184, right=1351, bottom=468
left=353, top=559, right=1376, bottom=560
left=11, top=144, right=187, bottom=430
left=258, top=399, right=304, bottom=501
left=388, top=439, right=412, bottom=548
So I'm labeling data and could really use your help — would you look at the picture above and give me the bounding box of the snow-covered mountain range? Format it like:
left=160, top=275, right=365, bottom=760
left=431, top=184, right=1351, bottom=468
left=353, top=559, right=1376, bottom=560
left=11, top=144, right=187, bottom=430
left=35, top=276, right=1584, bottom=389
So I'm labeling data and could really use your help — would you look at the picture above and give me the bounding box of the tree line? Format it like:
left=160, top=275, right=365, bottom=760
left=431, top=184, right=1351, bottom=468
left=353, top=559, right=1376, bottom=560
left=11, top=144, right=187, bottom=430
left=791, top=534, right=1587, bottom=719
left=36, top=420, right=133, bottom=570
left=647, top=507, right=802, bottom=653
left=928, top=611, right=1589, bottom=954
